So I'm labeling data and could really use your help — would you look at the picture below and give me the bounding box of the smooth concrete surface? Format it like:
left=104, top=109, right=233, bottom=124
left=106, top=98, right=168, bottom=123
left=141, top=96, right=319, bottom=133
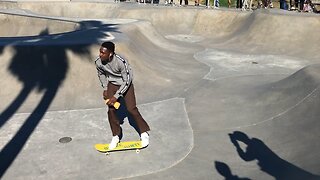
left=0, top=2, right=320, bottom=180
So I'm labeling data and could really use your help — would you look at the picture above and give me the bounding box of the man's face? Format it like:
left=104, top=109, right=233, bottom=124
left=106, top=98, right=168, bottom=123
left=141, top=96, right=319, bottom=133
left=99, top=47, right=112, bottom=62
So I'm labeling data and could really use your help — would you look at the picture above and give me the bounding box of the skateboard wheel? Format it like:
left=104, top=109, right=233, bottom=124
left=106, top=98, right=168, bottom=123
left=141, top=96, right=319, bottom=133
left=105, top=152, right=110, bottom=155
left=136, top=149, right=140, bottom=153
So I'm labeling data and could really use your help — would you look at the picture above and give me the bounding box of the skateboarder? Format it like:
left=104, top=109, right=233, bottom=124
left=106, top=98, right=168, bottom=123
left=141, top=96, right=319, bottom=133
left=95, top=41, right=150, bottom=150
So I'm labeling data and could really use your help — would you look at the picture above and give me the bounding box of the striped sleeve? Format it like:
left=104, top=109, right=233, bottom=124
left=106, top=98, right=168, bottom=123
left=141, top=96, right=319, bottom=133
left=114, top=54, right=132, bottom=99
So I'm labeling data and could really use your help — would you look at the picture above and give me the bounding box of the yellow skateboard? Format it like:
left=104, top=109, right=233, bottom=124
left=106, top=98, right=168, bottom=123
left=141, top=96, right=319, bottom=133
left=95, top=141, right=142, bottom=155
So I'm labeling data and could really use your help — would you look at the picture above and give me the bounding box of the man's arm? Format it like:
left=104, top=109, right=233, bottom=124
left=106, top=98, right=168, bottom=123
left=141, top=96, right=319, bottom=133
left=114, top=55, right=132, bottom=99
left=96, top=66, right=109, bottom=91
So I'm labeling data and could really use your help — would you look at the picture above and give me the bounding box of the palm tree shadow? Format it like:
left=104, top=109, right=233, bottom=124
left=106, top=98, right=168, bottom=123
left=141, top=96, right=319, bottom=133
left=0, top=19, right=120, bottom=178
left=228, top=131, right=320, bottom=180
left=215, top=161, right=251, bottom=180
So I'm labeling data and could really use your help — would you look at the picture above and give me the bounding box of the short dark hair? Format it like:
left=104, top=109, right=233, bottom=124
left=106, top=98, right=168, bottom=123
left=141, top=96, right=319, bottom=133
left=101, top=41, right=115, bottom=52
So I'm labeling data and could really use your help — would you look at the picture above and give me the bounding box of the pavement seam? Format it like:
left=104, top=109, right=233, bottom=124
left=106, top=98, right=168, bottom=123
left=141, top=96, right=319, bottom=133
left=112, top=98, right=195, bottom=179
left=225, top=85, right=320, bottom=130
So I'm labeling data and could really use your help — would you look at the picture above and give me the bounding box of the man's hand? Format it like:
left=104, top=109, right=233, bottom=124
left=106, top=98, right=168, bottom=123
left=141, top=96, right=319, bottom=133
left=103, top=90, right=108, bottom=100
left=106, top=96, right=117, bottom=106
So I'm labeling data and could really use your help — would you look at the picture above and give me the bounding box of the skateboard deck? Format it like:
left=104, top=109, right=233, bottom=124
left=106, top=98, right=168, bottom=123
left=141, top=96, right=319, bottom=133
left=95, top=141, right=142, bottom=155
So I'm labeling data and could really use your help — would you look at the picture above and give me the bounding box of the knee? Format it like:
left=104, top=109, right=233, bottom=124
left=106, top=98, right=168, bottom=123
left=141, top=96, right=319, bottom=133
left=127, top=107, right=138, bottom=115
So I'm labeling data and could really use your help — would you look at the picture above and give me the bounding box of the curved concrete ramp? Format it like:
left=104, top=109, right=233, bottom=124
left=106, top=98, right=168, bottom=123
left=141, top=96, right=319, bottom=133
left=1, top=98, right=193, bottom=179
left=1, top=3, right=320, bottom=180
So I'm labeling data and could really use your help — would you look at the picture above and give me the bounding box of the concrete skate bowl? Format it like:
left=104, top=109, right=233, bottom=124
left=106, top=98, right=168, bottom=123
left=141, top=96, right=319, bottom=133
left=1, top=2, right=320, bottom=179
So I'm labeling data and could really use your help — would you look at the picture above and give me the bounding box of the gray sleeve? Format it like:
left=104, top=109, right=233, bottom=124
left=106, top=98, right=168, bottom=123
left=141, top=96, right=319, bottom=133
left=114, top=57, right=133, bottom=99
left=96, top=66, right=109, bottom=90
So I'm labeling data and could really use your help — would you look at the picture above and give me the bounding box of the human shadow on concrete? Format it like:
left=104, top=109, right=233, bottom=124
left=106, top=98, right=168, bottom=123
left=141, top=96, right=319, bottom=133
left=215, top=161, right=251, bottom=180
left=228, top=131, right=320, bottom=180
left=0, top=20, right=119, bottom=178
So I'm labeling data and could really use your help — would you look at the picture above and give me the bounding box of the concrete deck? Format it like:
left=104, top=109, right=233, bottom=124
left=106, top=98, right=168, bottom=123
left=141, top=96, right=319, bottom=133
left=0, top=2, right=320, bottom=179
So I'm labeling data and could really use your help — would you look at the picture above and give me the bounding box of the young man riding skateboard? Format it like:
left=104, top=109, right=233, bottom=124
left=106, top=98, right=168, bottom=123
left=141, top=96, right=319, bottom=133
left=95, top=41, right=150, bottom=150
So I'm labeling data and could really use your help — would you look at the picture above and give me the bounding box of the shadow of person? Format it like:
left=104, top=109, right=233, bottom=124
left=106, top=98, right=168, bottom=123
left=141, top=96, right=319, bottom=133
left=228, top=131, right=320, bottom=180
left=0, top=20, right=119, bottom=178
left=215, top=161, right=251, bottom=180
